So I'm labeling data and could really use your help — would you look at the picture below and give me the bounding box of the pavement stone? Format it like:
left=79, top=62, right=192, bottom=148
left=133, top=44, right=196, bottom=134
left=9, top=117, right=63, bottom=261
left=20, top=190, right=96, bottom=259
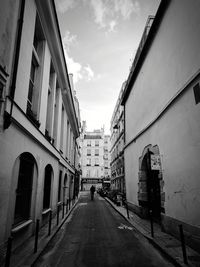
left=105, top=197, right=200, bottom=267
left=2, top=198, right=78, bottom=267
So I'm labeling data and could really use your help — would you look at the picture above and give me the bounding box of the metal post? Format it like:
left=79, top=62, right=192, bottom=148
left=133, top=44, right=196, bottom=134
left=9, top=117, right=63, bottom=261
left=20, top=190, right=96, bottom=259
left=62, top=202, right=64, bottom=219
left=5, top=236, right=13, bottom=267
left=66, top=199, right=68, bottom=214
left=179, top=224, right=188, bottom=264
left=34, top=219, right=40, bottom=253
left=150, top=210, right=154, bottom=238
left=126, top=201, right=130, bottom=219
left=48, top=210, right=52, bottom=236
left=57, top=205, right=59, bottom=225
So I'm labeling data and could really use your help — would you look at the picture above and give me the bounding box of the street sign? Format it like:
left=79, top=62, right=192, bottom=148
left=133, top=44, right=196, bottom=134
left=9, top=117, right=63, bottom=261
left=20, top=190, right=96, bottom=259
left=150, top=155, right=161, bottom=170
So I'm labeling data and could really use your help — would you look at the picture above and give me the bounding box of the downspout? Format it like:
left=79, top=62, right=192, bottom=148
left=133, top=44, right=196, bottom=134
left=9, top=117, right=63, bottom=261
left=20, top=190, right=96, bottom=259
left=4, top=0, right=25, bottom=129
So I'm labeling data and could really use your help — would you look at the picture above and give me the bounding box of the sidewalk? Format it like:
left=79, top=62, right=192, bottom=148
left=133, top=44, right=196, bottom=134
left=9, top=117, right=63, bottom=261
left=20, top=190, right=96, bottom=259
left=3, top=198, right=78, bottom=267
left=105, top=197, right=200, bottom=267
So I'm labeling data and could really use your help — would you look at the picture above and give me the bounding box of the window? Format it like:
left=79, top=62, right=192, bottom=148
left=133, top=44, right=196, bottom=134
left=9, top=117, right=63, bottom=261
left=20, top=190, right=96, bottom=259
left=86, top=170, right=90, bottom=177
left=14, top=153, right=34, bottom=225
left=87, top=158, right=91, bottom=166
left=95, top=158, right=99, bottom=166
left=27, top=60, right=37, bottom=118
left=105, top=161, right=109, bottom=169
left=26, top=15, right=44, bottom=127
left=87, top=149, right=91, bottom=156
left=87, top=140, right=91, bottom=146
left=43, top=165, right=52, bottom=210
left=58, top=171, right=62, bottom=202
left=95, top=140, right=99, bottom=146
left=95, top=149, right=99, bottom=156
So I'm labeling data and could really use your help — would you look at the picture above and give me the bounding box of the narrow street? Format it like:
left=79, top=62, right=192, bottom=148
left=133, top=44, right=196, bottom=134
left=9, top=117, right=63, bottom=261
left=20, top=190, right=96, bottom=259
left=33, top=192, right=174, bottom=267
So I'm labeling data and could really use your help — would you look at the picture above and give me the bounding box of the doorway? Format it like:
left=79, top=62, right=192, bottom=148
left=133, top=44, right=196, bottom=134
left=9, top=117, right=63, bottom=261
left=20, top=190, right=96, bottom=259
left=138, top=145, right=163, bottom=222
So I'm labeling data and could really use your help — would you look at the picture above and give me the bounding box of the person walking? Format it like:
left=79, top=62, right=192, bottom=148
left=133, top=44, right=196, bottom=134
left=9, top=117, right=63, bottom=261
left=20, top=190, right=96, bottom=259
left=90, top=185, right=95, bottom=200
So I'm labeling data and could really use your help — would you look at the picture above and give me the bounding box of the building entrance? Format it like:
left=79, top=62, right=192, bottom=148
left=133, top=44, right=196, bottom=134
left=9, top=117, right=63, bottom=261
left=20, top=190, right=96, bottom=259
left=138, top=145, right=164, bottom=222
left=147, top=169, right=161, bottom=221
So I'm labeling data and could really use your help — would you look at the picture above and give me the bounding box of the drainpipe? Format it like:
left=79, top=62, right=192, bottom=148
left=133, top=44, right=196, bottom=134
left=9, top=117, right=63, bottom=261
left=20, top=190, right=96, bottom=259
left=4, top=0, right=25, bottom=129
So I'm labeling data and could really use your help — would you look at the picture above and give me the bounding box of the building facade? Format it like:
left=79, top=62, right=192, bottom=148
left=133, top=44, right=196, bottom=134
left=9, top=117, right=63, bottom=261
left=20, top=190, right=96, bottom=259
left=121, top=0, right=200, bottom=252
left=0, top=0, right=80, bottom=256
left=110, top=82, right=125, bottom=194
left=80, top=122, right=111, bottom=191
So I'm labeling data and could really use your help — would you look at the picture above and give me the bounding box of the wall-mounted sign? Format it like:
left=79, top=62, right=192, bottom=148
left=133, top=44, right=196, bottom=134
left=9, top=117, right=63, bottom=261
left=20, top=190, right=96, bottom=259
left=150, top=155, right=161, bottom=170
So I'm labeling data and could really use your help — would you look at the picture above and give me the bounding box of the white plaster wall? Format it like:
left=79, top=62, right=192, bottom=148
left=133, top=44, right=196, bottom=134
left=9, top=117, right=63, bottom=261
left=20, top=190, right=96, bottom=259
left=125, top=82, right=200, bottom=226
left=126, top=0, right=200, bottom=144
left=0, top=121, right=69, bottom=243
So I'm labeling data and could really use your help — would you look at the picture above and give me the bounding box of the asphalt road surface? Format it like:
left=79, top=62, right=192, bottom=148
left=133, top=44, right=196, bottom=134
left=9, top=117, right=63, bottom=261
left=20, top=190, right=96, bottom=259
left=33, top=192, right=174, bottom=267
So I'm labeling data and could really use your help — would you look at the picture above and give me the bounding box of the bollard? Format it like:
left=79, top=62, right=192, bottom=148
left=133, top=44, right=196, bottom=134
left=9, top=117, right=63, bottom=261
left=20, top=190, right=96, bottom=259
left=66, top=199, right=68, bottom=214
left=150, top=210, right=154, bottom=238
left=125, top=201, right=130, bottom=219
left=179, top=224, right=188, bottom=264
left=48, top=210, right=52, bottom=236
left=62, top=202, right=65, bottom=219
left=34, top=219, right=40, bottom=253
left=5, top=236, right=13, bottom=267
left=57, top=205, right=59, bottom=225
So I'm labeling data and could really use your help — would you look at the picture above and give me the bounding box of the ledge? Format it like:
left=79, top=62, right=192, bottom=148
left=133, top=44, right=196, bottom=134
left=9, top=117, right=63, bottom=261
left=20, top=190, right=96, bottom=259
left=42, top=208, right=51, bottom=215
left=11, top=220, right=32, bottom=234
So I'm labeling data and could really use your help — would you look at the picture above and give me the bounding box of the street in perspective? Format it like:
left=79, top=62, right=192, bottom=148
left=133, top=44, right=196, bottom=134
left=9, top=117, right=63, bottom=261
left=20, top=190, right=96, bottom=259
left=1, top=1, right=200, bottom=267
left=33, top=192, right=173, bottom=267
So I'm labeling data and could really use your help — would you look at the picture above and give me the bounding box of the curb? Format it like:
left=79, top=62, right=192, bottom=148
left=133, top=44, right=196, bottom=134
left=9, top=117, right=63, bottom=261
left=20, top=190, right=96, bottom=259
left=104, top=197, right=183, bottom=267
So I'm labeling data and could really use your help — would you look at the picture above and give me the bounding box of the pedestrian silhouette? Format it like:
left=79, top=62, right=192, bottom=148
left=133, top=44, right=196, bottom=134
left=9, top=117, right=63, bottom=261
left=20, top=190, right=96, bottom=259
left=90, top=185, right=95, bottom=200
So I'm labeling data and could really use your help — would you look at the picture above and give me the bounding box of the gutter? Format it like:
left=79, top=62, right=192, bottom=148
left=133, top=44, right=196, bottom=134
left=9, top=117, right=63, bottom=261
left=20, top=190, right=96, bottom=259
left=4, top=0, right=25, bottom=129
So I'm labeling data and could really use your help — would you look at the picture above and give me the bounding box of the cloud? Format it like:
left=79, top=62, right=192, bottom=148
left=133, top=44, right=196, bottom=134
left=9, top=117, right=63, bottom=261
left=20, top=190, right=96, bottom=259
left=114, top=0, right=140, bottom=20
left=62, top=31, right=96, bottom=83
left=56, top=0, right=76, bottom=13
left=88, top=0, right=140, bottom=31
left=109, top=20, right=117, bottom=32
left=62, top=31, right=77, bottom=52
left=84, top=65, right=94, bottom=81
left=89, top=0, right=107, bottom=28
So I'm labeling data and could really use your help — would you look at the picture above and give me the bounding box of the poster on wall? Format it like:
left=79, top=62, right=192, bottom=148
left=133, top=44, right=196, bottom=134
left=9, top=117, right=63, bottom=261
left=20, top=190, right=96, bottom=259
left=150, top=154, right=161, bottom=170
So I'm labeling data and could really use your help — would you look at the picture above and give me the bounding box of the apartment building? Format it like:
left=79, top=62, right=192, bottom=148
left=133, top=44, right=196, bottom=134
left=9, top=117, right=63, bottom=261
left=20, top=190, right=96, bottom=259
left=121, top=0, right=200, bottom=252
left=0, top=0, right=80, bottom=254
left=110, top=82, right=125, bottom=194
left=80, top=122, right=111, bottom=191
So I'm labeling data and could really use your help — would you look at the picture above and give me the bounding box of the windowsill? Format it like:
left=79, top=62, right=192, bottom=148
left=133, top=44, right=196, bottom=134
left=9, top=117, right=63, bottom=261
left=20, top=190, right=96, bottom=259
left=11, top=219, right=32, bottom=234
left=42, top=208, right=51, bottom=215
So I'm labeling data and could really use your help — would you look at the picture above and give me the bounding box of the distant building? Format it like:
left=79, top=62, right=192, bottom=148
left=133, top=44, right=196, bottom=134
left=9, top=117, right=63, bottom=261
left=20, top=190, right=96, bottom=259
left=80, top=122, right=111, bottom=190
left=0, top=0, right=80, bottom=257
left=121, top=0, right=200, bottom=252
left=110, top=82, right=125, bottom=194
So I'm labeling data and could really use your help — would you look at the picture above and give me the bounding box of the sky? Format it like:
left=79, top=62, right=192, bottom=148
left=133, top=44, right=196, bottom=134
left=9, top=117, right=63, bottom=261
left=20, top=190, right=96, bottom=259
left=55, top=0, right=160, bottom=134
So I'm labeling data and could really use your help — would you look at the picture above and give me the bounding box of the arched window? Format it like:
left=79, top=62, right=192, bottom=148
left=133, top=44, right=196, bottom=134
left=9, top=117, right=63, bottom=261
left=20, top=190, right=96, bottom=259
left=43, top=165, right=53, bottom=210
left=14, top=153, right=35, bottom=225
